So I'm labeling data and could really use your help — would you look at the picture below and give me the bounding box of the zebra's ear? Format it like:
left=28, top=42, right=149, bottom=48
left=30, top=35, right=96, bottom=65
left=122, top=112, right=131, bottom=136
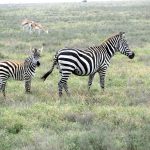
left=39, top=43, right=45, bottom=53
left=39, top=46, right=43, bottom=53
left=119, top=32, right=125, bottom=37
left=32, top=48, right=38, bottom=54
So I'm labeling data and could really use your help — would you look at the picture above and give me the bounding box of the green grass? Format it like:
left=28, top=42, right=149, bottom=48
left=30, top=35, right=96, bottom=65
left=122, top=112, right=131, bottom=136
left=0, top=1, right=150, bottom=149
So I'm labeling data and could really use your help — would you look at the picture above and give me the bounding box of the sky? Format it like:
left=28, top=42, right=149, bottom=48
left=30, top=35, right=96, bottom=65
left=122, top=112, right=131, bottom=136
left=0, top=0, right=123, bottom=4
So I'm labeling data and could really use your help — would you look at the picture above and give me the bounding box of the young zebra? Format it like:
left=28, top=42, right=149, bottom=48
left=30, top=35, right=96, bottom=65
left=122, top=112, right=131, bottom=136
left=0, top=48, right=41, bottom=97
left=41, top=32, right=135, bottom=97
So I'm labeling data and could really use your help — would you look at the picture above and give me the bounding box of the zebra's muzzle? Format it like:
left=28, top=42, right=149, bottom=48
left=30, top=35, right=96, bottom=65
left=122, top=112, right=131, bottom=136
left=36, top=61, right=40, bottom=67
left=128, top=52, right=135, bottom=59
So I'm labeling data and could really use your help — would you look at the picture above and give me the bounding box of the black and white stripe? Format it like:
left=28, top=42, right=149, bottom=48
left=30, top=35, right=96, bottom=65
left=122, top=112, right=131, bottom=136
left=0, top=48, right=40, bottom=97
left=41, top=32, right=135, bottom=97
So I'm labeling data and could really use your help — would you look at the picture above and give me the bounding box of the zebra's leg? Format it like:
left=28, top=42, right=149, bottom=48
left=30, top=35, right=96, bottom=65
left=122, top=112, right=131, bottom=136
left=0, top=78, right=8, bottom=97
left=58, top=72, right=71, bottom=97
left=63, top=72, right=71, bottom=96
left=25, top=79, right=31, bottom=93
left=0, top=78, right=2, bottom=90
left=98, top=68, right=107, bottom=91
left=58, top=80, right=63, bottom=97
left=63, top=82, right=70, bottom=96
left=1, top=82, right=7, bottom=97
left=88, top=72, right=96, bottom=90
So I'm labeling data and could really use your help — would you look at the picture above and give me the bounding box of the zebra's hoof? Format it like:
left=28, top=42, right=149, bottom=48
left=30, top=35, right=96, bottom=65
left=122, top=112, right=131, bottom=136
left=25, top=91, right=31, bottom=94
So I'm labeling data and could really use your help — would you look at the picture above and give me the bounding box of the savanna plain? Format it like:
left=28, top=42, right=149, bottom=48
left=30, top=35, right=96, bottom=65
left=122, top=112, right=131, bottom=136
left=0, top=0, right=150, bottom=149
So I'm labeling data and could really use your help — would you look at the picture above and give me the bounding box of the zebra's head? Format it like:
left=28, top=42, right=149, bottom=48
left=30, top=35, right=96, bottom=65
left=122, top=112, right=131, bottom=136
left=31, top=48, right=41, bottom=67
left=116, top=32, right=135, bottom=59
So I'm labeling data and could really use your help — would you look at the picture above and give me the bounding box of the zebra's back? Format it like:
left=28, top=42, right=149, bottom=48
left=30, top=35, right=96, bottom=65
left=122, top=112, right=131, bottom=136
left=0, top=61, right=24, bottom=80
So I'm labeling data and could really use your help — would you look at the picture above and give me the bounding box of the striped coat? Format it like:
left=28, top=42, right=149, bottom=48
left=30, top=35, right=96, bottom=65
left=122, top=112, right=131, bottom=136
left=41, top=32, right=135, bottom=97
left=0, top=48, right=40, bottom=97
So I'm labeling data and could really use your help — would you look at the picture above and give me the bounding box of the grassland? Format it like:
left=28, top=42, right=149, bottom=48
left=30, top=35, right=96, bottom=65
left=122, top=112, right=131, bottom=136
left=0, top=0, right=150, bottom=149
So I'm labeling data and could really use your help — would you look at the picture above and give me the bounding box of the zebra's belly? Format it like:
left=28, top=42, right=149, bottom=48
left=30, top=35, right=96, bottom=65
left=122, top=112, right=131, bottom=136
left=13, top=73, right=24, bottom=81
left=72, top=69, right=93, bottom=76
left=72, top=69, right=83, bottom=76
left=13, top=76, right=24, bottom=81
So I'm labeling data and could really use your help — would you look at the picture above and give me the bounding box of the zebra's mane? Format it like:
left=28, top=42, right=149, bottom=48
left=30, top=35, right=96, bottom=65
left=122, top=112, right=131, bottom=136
left=86, top=33, right=120, bottom=50
left=24, top=55, right=32, bottom=62
left=102, top=33, right=120, bottom=44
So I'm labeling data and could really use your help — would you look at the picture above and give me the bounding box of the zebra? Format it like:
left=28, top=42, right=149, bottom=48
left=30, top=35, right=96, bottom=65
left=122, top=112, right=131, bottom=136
left=41, top=32, right=135, bottom=97
left=0, top=48, right=41, bottom=97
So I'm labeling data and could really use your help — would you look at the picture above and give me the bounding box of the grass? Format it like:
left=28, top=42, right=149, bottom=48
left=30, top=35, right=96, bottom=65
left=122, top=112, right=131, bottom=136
left=0, top=0, right=150, bottom=149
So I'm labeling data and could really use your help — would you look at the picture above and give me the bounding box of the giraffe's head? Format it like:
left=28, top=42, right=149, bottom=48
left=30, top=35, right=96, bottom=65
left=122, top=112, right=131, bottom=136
left=116, top=32, right=135, bottom=59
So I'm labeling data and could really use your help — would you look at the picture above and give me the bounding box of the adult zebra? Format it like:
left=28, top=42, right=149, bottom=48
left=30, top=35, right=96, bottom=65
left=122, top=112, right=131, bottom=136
left=41, top=32, right=135, bottom=97
left=0, top=48, right=41, bottom=97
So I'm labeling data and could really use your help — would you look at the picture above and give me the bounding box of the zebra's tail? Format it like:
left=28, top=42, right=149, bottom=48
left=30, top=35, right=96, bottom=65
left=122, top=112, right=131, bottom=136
left=41, top=55, right=58, bottom=81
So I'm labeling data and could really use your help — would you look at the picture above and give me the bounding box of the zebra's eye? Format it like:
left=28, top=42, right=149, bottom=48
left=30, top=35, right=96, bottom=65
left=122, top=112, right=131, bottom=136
left=34, top=55, right=40, bottom=59
left=124, top=43, right=129, bottom=49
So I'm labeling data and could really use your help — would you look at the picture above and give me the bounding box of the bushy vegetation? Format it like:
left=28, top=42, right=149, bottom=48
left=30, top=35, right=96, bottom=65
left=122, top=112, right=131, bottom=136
left=0, top=0, right=150, bottom=149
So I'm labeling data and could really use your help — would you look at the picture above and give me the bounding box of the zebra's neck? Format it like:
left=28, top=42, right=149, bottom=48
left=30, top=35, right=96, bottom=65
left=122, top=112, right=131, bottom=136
left=23, top=57, right=36, bottom=79
left=24, top=57, right=31, bottom=65
left=87, top=39, right=117, bottom=58
left=24, top=56, right=36, bottom=72
left=104, top=41, right=116, bottom=58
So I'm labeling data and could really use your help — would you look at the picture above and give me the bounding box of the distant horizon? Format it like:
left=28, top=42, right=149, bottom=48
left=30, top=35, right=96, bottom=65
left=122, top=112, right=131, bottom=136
left=0, top=0, right=140, bottom=5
